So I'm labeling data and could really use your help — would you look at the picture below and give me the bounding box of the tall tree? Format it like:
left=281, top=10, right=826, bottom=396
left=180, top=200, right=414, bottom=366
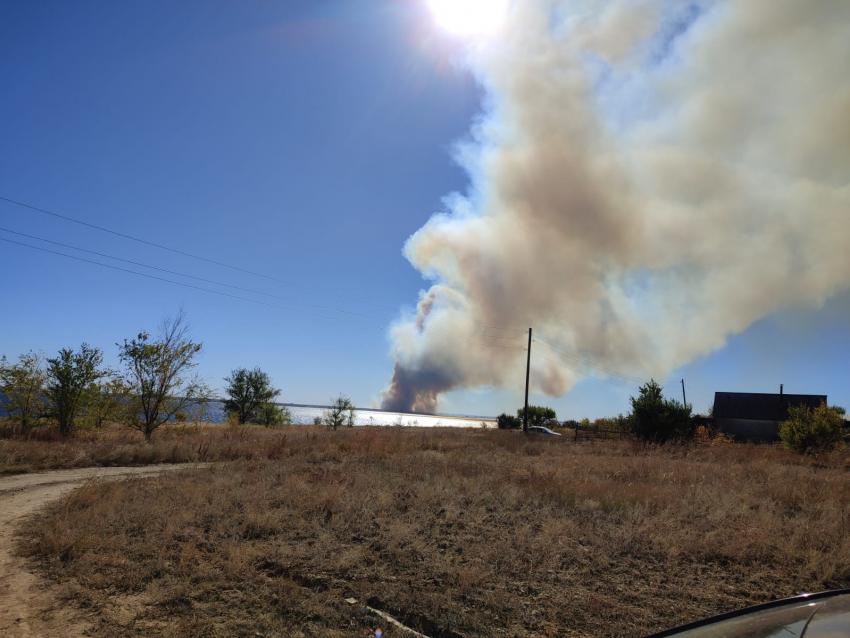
left=223, top=367, right=281, bottom=425
left=46, top=343, right=110, bottom=437
left=0, top=350, right=47, bottom=433
left=118, top=310, right=213, bottom=442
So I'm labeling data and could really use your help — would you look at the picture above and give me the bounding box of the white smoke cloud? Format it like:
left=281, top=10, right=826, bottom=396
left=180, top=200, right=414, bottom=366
left=382, top=0, right=850, bottom=412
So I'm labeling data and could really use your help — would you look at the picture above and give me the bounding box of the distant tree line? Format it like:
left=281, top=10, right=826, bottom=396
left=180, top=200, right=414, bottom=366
left=5, top=311, right=843, bottom=451
left=0, top=310, right=294, bottom=441
left=495, top=378, right=846, bottom=454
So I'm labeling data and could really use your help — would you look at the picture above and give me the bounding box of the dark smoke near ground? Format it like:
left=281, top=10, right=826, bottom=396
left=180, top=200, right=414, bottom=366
left=381, top=0, right=850, bottom=412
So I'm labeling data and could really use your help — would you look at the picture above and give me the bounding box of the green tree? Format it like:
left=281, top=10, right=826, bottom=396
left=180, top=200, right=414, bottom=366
left=46, top=344, right=110, bottom=437
left=779, top=403, right=845, bottom=454
left=517, top=405, right=558, bottom=428
left=497, top=413, right=522, bottom=430
left=628, top=379, right=693, bottom=443
left=323, top=394, right=355, bottom=430
left=118, top=310, right=213, bottom=442
left=255, top=402, right=292, bottom=427
left=0, top=350, right=47, bottom=433
left=223, top=367, right=281, bottom=425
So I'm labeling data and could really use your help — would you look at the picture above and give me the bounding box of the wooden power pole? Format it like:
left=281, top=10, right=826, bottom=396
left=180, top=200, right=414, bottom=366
left=524, top=328, right=532, bottom=434
left=681, top=379, right=687, bottom=407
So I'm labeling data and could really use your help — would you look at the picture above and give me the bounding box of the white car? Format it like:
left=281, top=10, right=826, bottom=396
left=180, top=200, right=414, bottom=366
left=528, top=426, right=561, bottom=436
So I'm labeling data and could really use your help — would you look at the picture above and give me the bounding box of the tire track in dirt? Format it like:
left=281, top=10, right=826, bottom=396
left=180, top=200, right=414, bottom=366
left=0, top=465, right=205, bottom=638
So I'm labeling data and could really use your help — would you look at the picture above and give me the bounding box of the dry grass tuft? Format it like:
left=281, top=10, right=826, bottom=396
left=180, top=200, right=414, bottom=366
left=17, top=427, right=850, bottom=637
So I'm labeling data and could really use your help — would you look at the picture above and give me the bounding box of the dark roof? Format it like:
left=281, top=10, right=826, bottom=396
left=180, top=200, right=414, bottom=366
left=714, top=392, right=827, bottom=422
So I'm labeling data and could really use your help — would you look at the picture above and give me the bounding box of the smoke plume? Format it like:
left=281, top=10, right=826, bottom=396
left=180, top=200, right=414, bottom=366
left=382, top=0, right=850, bottom=412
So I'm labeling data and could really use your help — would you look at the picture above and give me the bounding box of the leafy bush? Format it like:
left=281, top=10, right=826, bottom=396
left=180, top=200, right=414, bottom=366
left=779, top=403, right=846, bottom=454
left=497, top=413, right=522, bottom=430
left=628, top=380, right=693, bottom=443
left=255, top=403, right=292, bottom=427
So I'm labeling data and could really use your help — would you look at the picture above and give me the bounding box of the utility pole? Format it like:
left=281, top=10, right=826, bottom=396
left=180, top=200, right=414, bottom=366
left=524, top=328, right=532, bottom=434
left=681, top=379, right=687, bottom=407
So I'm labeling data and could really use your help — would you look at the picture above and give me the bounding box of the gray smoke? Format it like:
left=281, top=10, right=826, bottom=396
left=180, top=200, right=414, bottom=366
left=381, top=0, right=850, bottom=412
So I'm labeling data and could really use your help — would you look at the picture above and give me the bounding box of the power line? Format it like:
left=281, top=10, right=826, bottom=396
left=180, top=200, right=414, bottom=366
left=534, top=335, right=650, bottom=385
left=0, top=236, right=527, bottom=353
left=0, top=226, right=525, bottom=343
left=0, top=226, right=389, bottom=322
left=0, top=195, right=527, bottom=334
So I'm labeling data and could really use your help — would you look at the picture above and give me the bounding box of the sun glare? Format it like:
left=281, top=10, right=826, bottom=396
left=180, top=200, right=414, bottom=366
left=428, top=0, right=509, bottom=38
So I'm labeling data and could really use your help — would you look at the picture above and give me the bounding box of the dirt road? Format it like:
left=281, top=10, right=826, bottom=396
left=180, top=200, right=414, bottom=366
left=0, top=465, right=203, bottom=638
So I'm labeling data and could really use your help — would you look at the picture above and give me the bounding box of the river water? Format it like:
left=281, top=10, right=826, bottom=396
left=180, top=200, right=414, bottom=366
left=285, top=405, right=496, bottom=428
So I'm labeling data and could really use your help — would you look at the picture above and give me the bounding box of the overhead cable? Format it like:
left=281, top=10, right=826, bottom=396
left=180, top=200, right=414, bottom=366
left=0, top=195, right=527, bottom=334
left=0, top=236, right=527, bottom=353
left=0, top=226, right=524, bottom=343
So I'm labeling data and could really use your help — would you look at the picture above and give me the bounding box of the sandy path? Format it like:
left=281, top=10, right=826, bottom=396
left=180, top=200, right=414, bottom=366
left=0, top=464, right=204, bottom=638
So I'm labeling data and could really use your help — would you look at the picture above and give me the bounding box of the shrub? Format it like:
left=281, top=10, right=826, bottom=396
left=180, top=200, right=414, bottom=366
left=517, top=405, right=557, bottom=428
left=497, top=413, right=522, bottom=430
left=779, top=403, right=845, bottom=454
left=593, top=415, right=628, bottom=431
left=628, top=380, right=693, bottom=443
left=694, top=425, right=734, bottom=446
left=323, top=394, right=355, bottom=430
left=255, top=403, right=292, bottom=427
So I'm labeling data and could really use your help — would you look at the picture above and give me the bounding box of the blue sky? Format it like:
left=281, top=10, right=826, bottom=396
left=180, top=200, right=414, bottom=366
left=1, top=0, right=847, bottom=418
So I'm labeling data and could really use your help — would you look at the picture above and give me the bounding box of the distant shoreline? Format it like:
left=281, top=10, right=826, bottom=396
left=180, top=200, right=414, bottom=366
left=277, top=402, right=497, bottom=422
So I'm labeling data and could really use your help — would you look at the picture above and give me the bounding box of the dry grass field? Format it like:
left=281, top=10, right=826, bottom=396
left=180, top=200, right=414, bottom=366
left=0, top=423, right=291, bottom=475
left=14, top=426, right=850, bottom=637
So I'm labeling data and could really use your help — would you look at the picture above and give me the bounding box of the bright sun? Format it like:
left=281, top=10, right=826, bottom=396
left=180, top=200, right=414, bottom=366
left=428, top=0, right=509, bottom=37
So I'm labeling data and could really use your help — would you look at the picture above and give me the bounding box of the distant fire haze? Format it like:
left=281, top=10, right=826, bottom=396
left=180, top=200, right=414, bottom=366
left=381, top=0, right=850, bottom=413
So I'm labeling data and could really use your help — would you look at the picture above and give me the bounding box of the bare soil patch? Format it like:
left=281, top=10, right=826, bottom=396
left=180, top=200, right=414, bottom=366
left=16, top=428, right=850, bottom=637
